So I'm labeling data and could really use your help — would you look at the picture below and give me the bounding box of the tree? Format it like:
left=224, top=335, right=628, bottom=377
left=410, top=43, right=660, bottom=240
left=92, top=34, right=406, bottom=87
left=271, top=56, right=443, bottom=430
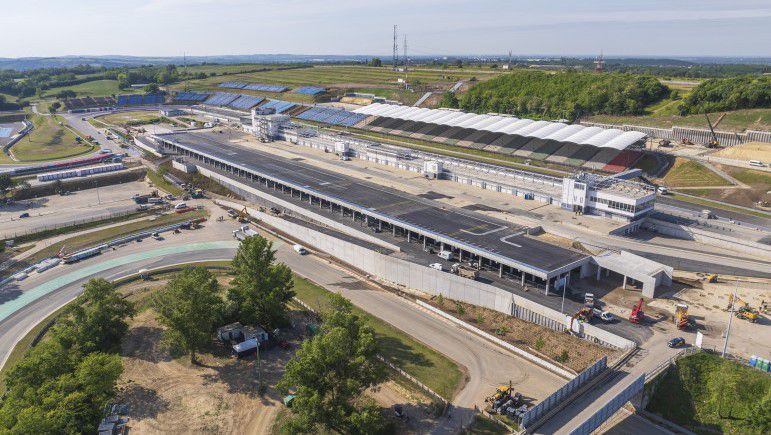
left=440, top=91, right=459, bottom=108
left=57, top=89, right=76, bottom=99
left=48, top=101, right=61, bottom=114
left=153, top=267, right=224, bottom=363
left=227, top=236, right=294, bottom=328
left=53, top=278, right=135, bottom=355
left=279, top=294, right=385, bottom=434
left=454, top=59, right=463, bottom=68
left=369, top=57, right=382, bottom=67
left=144, top=83, right=161, bottom=94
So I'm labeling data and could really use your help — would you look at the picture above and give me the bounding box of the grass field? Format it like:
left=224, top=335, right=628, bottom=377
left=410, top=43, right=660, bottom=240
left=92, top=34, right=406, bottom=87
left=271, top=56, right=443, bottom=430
left=146, top=167, right=184, bottom=196
left=291, top=275, right=464, bottom=400
left=39, top=79, right=139, bottom=99
left=647, top=352, right=770, bottom=434
left=10, top=114, right=95, bottom=162
left=661, top=158, right=730, bottom=187
left=589, top=108, right=771, bottom=133
left=98, top=110, right=161, bottom=126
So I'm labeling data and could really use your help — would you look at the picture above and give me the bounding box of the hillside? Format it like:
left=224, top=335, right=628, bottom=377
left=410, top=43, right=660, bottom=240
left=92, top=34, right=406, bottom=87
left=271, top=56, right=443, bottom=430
left=678, top=76, right=771, bottom=114
left=452, top=70, right=670, bottom=120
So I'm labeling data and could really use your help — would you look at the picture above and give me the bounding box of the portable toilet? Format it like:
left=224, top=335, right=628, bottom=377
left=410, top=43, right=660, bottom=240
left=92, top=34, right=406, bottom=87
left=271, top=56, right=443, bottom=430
left=749, top=355, right=757, bottom=367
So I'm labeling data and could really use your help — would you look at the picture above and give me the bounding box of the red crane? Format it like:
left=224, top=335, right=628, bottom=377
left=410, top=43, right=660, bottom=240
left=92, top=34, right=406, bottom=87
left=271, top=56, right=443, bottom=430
left=629, top=298, right=644, bottom=324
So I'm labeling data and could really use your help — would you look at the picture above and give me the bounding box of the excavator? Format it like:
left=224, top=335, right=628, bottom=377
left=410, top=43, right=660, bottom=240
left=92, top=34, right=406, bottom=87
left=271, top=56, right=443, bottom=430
left=727, top=294, right=760, bottom=323
left=629, top=298, right=644, bottom=324
left=237, top=207, right=249, bottom=223
left=675, top=303, right=689, bottom=330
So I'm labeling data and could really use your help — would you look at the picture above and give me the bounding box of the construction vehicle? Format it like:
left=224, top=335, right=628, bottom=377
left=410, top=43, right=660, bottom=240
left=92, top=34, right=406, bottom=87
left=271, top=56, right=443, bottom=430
left=572, top=307, right=593, bottom=324
left=485, top=383, right=526, bottom=418
left=728, top=295, right=760, bottom=322
left=658, top=139, right=672, bottom=147
left=681, top=137, right=694, bottom=145
left=707, top=274, right=719, bottom=283
left=704, top=113, right=720, bottom=148
left=584, top=293, right=596, bottom=308
left=451, top=263, right=478, bottom=280
left=237, top=207, right=249, bottom=223
left=675, top=303, right=689, bottom=330
left=191, top=188, right=204, bottom=199
left=630, top=298, right=644, bottom=324
left=736, top=306, right=760, bottom=323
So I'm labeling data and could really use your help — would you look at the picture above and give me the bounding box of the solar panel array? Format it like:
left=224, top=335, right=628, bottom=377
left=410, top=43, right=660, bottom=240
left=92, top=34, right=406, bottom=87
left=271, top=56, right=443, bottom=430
left=204, top=92, right=241, bottom=106
left=173, top=92, right=210, bottom=102
left=63, top=96, right=116, bottom=110
left=116, top=94, right=165, bottom=106
left=296, top=107, right=367, bottom=127
left=260, top=99, right=296, bottom=114
left=293, top=86, right=325, bottom=95
left=219, top=82, right=248, bottom=89
left=219, top=82, right=288, bottom=92
left=354, top=103, right=646, bottom=150
left=228, top=95, right=264, bottom=110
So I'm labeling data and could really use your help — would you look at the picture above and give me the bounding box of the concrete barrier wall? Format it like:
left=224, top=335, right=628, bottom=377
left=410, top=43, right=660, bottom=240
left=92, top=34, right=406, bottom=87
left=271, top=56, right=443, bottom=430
left=2, top=120, right=33, bottom=154
left=581, top=121, right=771, bottom=146
left=220, top=197, right=635, bottom=350
left=643, top=218, right=771, bottom=259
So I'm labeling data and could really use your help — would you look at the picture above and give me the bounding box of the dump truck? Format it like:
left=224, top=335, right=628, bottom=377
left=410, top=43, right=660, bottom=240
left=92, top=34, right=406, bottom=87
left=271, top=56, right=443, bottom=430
left=736, top=306, right=759, bottom=323
left=451, top=263, right=478, bottom=280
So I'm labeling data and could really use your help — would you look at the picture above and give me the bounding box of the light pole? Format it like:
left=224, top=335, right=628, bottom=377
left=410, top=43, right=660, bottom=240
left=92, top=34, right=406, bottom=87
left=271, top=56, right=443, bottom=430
left=722, top=277, right=739, bottom=358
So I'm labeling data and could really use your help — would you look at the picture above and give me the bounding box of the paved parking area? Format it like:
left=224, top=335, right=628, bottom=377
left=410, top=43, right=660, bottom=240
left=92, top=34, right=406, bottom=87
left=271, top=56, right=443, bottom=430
left=0, top=181, right=151, bottom=238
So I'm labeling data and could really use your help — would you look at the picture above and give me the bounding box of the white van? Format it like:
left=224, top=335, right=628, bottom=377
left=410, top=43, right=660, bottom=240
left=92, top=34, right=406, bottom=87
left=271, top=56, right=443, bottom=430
left=429, top=263, right=443, bottom=271
left=293, top=244, right=308, bottom=255
left=438, top=250, right=454, bottom=261
left=174, top=202, right=188, bottom=210
left=749, top=160, right=765, bottom=167
left=657, top=186, right=668, bottom=195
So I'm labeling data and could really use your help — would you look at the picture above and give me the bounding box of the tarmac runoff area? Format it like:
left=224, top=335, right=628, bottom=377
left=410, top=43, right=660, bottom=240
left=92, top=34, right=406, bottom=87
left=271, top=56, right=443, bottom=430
left=155, top=131, right=588, bottom=276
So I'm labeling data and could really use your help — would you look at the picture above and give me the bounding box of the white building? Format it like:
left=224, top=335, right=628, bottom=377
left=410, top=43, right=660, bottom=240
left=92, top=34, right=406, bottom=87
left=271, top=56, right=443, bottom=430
left=561, top=172, right=656, bottom=222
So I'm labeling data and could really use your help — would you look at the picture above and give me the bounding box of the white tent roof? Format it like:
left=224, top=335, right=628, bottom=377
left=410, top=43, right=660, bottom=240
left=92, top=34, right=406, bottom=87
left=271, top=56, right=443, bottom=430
left=352, top=103, right=646, bottom=149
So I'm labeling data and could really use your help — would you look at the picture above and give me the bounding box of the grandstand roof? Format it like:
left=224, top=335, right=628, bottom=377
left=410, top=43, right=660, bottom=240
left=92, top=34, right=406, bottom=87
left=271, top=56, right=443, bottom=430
left=353, top=103, right=646, bottom=150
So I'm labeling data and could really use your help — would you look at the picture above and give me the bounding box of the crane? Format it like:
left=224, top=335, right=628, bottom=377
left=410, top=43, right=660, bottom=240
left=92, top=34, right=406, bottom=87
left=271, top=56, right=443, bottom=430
left=629, top=298, right=644, bottom=324
left=704, top=113, right=720, bottom=148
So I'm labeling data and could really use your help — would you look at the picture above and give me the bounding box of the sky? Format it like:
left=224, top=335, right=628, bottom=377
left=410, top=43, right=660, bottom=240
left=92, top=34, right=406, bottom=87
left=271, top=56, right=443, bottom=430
left=2, top=0, right=770, bottom=58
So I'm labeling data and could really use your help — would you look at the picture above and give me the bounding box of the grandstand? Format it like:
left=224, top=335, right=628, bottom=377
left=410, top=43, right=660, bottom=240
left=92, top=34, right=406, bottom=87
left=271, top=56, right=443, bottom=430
left=293, top=86, right=325, bottom=95
left=295, top=106, right=367, bottom=127
left=63, top=96, right=116, bottom=110
left=353, top=103, right=646, bottom=171
left=116, top=94, right=165, bottom=106
left=219, top=82, right=248, bottom=89
left=218, top=82, right=287, bottom=92
left=173, top=91, right=210, bottom=103
left=259, top=99, right=297, bottom=114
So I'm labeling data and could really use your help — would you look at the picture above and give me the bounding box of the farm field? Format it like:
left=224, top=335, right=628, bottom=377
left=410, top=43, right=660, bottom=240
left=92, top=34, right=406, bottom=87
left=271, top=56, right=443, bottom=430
left=10, top=113, right=95, bottom=162
left=169, top=64, right=502, bottom=105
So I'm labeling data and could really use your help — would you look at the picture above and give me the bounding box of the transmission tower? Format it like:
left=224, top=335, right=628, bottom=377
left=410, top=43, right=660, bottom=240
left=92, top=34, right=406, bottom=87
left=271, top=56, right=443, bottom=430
left=507, top=50, right=512, bottom=69
left=392, top=25, right=399, bottom=71
left=594, top=50, right=605, bottom=72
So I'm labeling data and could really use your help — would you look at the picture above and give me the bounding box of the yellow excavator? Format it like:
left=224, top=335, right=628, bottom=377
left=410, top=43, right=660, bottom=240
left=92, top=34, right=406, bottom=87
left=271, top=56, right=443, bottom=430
left=727, top=294, right=759, bottom=322
left=675, top=303, right=689, bottom=330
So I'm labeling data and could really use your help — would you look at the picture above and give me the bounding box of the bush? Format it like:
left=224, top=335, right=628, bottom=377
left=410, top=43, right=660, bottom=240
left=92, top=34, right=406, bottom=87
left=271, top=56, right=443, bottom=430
left=534, top=337, right=545, bottom=351
left=555, top=350, right=569, bottom=363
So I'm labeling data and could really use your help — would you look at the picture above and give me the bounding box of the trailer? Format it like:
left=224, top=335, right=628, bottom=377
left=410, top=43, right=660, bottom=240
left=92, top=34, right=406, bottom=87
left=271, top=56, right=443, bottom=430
left=232, top=338, right=259, bottom=358
left=62, top=246, right=103, bottom=264
left=451, top=263, right=478, bottom=280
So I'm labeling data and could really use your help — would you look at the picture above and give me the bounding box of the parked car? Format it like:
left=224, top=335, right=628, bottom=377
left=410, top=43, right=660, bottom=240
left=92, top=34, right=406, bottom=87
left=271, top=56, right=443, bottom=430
left=667, top=337, right=686, bottom=348
left=429, top=263, right=443, bottom=271
left=18, top=212, right=29, bottom=218
left=174, top=202, right=188, bottom=210
left=293, top=244, right=308, bottom=255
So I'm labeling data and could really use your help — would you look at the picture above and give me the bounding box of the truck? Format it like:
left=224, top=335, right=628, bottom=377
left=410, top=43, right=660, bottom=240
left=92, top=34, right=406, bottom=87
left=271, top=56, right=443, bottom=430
left=584, top=293, right=596, bottom=308
left=451, top=263, right=478, bottom=280
left=438, top=250, right=454, bottom=261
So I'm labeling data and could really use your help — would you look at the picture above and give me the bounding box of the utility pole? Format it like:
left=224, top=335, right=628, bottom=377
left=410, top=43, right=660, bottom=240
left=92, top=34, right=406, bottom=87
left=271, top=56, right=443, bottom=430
left=403, top=34, right=408, bottom=87
left=722, top=281, right=739, bottom=358
left=392, top=25, right=399, bottom=71
left=507, top=50, right=512, bottom=70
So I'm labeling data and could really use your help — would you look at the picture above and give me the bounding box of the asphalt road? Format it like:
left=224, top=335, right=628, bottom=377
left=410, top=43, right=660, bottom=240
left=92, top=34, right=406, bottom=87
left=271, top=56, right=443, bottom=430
left=657, top=195, right=771, bottom=231
left=0, top=217, right=568, bottom=433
